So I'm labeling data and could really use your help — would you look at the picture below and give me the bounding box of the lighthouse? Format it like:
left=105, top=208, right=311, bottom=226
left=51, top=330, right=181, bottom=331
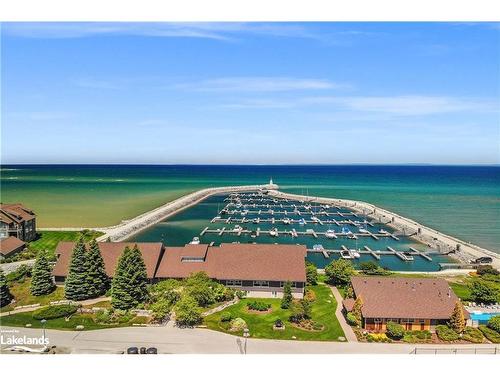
left=269, top=178, right=273, bottom=185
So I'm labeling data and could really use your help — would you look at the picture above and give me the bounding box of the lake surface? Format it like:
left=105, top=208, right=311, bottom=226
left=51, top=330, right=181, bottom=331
left=1, top=165, right=499, bottom=253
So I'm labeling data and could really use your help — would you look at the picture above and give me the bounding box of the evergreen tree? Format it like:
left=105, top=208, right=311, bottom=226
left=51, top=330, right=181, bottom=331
left=64, top=237, right=90, bottom=301
left=86, top=239, right=109, bottom=298
left=449, top=300, right=466, bottom=333
left=30, top=250, right=55, bottom=296
left=111, top=245, right=149, bottom=310
left=0, top=269, right=12, bottom=307
left=352, top=295, right=364, bottom=323
left=281, top=281, right=293, bottom=309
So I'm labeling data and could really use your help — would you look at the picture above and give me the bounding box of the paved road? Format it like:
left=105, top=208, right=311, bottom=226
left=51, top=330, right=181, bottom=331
left=1, top=325, right=498, bottom=354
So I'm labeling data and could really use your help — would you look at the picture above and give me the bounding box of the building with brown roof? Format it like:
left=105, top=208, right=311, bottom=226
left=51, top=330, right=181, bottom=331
left=52, top=242, right=307, bottom=298
left=0, top=236, right=26, bottom=259
left=0, top=203, right=36, bottom=242
left=343, top=276, right=469, bottom=332
left=52, top=242, right=164, bottom=282
left=156, top=243, right=307, bottom=298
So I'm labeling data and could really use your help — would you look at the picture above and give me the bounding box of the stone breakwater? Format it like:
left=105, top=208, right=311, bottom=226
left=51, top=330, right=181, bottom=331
left=97, top=183, right=278, bottom=242
left=268, top=190, right=500, bottom=270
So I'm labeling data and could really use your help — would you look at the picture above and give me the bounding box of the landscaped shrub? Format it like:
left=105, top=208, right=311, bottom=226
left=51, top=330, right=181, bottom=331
left=32, top=304, right=78, bottom=320
left=247, top=300, right=271, bottom=311
left=462, top=327, right=484, bottom=343
left=479, top=325, right=500, bottom=343
left=274, top=319, right=284, bottom=328
left=402, top=330, right=431, bottom=343
left=220, top=311, right=232, bottom=322
left=346, top=312, right=360, bottom=327
left=386, top=321, right=405, bottom=340
left=174, top=295, right=202, bottom=326
left=476, top=265, right=500, bottom=276
left=304, top=288, right=316, bottom=302
left=436, top=325, right=460, bottom=341
left=229, top=317, right=247, bottom=332
left=487, top=315, right=500, bottom=333
left=289, top=299, right=312, bottom=323
left=94, top=309, right=112, bottom=324
left=235, top=290, right=247, bottom=299
left=5, top=265, right=32, bottom=283
left=366, top=333, right=391, bottom=343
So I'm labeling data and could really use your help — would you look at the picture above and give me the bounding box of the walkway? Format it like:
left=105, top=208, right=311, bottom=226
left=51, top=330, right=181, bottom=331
left=330, top=286, right=357, bottom=342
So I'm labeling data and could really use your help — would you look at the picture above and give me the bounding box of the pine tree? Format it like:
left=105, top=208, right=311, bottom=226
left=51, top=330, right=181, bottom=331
left=64, top=237, right=90, bottom=301
left=128, top=245, right=149, bottom=304
left=111, top=245, right=149, bottom=310
left=0, top=269, right=12, bottom=307
left=86, top=239, right=109, bottom=298
left=281, top=281, right=293, bottom=309
left=30, top=250, right=55, bottom=296
left=449, top=300, right=466, bottom=333
left=352, top=295, right=364, bottom=323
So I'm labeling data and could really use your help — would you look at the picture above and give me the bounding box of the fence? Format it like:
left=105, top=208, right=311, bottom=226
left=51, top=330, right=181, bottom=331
left=412, top=347, right=499, bottom=354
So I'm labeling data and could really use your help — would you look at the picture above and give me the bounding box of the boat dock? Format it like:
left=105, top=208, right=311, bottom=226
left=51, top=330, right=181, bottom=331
left=306, top=246, right=434, bottom=262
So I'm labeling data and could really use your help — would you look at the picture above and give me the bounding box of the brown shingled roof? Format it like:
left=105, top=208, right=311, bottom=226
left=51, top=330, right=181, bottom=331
left=0, top=203, right=35, bottom=223
left=350, top=276, right=468, bottom=320
left=52, top=242, right=163, bottom=279
left=156, top=243, right=306, bottom=282
left=0, top=236, right=26, bottom=256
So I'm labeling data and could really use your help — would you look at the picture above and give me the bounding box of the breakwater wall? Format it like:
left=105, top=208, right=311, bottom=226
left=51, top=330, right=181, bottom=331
left=99, top=183, right=278, bottom=242
left=268, top=190, right=500, bottom=269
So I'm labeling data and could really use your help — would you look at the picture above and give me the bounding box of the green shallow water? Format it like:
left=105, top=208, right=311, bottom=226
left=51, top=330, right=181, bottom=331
left=1, top=165, right=498, bottom=253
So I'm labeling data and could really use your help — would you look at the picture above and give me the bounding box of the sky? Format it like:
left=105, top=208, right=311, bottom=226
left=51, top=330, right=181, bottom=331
left=1, top=22, right=499, bottom=164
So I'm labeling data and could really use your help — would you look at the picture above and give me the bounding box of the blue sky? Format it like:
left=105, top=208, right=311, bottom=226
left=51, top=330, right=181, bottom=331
left=1, top=22, right=499, bottom=164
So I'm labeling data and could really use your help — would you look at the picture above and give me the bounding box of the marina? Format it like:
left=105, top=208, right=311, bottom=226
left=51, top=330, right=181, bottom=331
left=131, top=190, right=458, bottom=271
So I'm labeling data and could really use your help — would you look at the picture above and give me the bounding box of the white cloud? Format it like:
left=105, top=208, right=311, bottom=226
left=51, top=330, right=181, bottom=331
left=176, top=77, right=347, bottom=92
left=302, top=95, right=499, bottom=115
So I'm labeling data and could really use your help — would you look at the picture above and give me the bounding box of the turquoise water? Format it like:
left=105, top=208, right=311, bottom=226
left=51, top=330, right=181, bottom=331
left=469, top=312, right=500, bottom=324
left=1, top=165, right=499, bottom=253
left=131, top=193, right=453, bottom=271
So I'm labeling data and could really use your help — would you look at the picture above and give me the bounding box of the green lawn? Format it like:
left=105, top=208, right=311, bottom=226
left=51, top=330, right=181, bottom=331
left=203, top=284, right=345, bottom=341
left=2, top=230, right=104, bottom=263
left=0, top=278, right=65, bottom=313
left=449, top=282, right=473, bottom=301
left=30, top=230, right=104, bottom=255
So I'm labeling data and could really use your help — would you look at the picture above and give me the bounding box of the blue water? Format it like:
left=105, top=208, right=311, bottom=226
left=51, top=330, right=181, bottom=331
left=1, top=165, right=499, bottom=252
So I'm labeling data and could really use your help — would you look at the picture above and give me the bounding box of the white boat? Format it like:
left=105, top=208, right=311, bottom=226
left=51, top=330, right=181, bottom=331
left=269, top=228, right=279, bottom=237
left=189, top=237, right=200, bottom=245
left=350, top=249, right=361, bottom=259
left=282, top=217, right=291, bottom=225
left=379, top=229, right=389, bottom=235
left=313, top=244, right=325, bottom=251
left=322, top=204, right=330, bottom=209
left=325, top=229, right=337, bottom=239
left=402, top=252, right=415, bottom=261
left=240, top=210, right=248, bottom=216
left=298, top=218, right=306, bottom=226
left=304, top=204, right=312, bottom=210
left=359, top=228, right=370, bottom=234
left=311, top=216, right=320, bottom=223
left=348, top=233, right=358, bottom=240
left=340, top=250, right=353, bottom=259
left=234, top=225, right=242, bottom=232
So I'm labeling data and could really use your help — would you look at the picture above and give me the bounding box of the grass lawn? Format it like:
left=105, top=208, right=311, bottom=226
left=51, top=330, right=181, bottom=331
left=30, top=230, right=104, bottom=255
left=0, top=311, right=149, bottom=331
left=0, top=278, right=65, bottom=313
left=203, top=284, right=345, bottom=341
left=449, top=281, right=472, bottom=301
left=1, top=230, right=104, bottom=263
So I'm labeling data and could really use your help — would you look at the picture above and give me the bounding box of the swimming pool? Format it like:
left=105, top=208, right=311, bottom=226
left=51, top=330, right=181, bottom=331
left=469, top=311, right=500, bottom=324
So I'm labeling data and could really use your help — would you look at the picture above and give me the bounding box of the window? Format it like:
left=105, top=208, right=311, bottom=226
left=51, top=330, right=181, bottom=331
left=279, top=281, right=297, bottom=288
left=253, top=280, right=269, bottom=287
left=226, top=280, right=242, bottom=286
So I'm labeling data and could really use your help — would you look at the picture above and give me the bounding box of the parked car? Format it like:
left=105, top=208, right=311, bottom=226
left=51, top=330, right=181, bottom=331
left=146, top=347, right=158, bottom=354
left=127, top=347, right=139, bottom=354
